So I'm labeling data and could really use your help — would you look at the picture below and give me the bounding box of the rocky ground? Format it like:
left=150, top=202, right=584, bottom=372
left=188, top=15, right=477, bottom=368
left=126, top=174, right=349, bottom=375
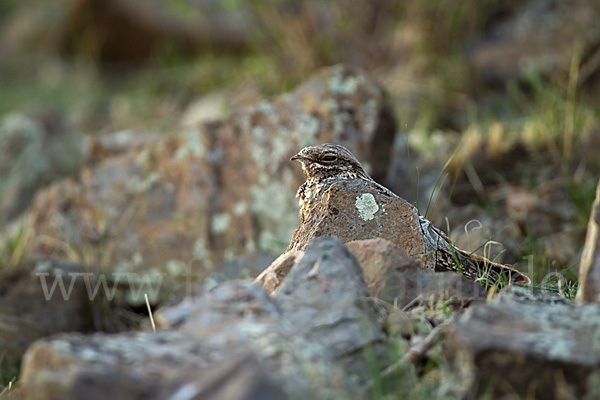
left=2, top=0, right=600, bottom=399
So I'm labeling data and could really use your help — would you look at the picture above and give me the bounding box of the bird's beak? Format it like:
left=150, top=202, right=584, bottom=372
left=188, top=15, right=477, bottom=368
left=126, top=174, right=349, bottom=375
left=290, top=153, right=303, bottom=161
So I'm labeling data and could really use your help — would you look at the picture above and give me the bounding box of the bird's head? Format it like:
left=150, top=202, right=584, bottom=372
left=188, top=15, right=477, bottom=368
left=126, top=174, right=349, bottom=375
left=290, top=143, right=369, bottom=181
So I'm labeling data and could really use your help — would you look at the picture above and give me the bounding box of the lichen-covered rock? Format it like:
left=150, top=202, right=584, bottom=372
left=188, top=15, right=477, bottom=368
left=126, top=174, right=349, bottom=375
left=274, top=237, right=390, bottom=377
left=445, top=288, right=600, bottom=399
left=0, top=259, right=92, bottom=369
left=287, top=179, right=426, bottom=256
left=0, top=113, right=82, bottom=223
left=19, top=280, right=363, bottom=400
left=577, top=179, right=600, bottom=302
left=27, top=64, right=396, bottom=295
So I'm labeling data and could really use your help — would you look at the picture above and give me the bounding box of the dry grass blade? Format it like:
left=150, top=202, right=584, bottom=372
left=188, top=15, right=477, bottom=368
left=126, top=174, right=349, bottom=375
left=145, top=293, right=156, bottom=332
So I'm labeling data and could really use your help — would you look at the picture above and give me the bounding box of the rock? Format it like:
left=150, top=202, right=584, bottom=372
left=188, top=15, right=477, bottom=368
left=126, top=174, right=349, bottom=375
left=468, top=0, right=600, bottom=87
left=27, top=64, right=396, bottom=294
left=345, top=238, right=418, bottom=296
left=180, top=83, right=262, bottom=127
left=84, top=129, right=160, bottom=165
left=287, top=179, right=427, bottom=256
left=577, top=179, right=600, bottom=302
left=254, top=250, right=302, bottom=294
left=166, top=353, right=289, bottom=400
left=274, top=237, right=390, bottom=376
left=19, top=272, right=379, bottom=399
left=0, top=259, right=92, bottom=369
left=22, top=339, right=288, bottom=400
left=0, top=113, right=82, bottom=223
left=445, top=289, right=600, bottom=399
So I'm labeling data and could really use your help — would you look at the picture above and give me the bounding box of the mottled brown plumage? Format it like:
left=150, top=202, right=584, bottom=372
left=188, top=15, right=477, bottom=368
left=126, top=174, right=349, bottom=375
left=290, top=143, right=530, bottom=286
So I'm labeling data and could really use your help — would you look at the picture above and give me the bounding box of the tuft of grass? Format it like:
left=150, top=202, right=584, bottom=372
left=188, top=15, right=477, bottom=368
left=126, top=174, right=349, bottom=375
left=0, top=352, right=19, bottom=396
left=0, top=224, right=30, bottom=270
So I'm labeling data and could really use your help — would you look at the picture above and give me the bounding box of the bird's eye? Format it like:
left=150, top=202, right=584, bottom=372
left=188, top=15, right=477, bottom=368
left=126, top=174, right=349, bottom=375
left=322, top=155, right=337, bottom=162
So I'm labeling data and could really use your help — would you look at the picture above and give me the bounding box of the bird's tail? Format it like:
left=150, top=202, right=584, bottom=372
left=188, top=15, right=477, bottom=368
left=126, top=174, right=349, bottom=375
left=424, top=222, right=531, bottom=287
left=435, top=246, right=531, bottom=287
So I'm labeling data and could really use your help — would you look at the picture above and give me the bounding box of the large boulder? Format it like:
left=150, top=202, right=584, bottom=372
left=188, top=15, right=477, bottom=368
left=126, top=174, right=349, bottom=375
left=17, top=238, right=391, bottom=399
left=27, top=65, right=396, bottom=295
left=445, top=287, right=600, bottom=399
left=273, top=237, right=390, bottom=376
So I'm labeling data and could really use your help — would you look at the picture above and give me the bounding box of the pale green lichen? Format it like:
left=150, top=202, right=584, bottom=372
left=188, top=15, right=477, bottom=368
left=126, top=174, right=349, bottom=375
left=245, top=239, right=257, bottom=253
left=257, top=101, right=280, bottom=124
left=114, top=252, right=144, bottom=274
left=250, top=169, right=299, bottom=254
left=166, top=259, right=186, bottom=276
left=329, top=71, right=363, bottom=95
left=193, top=238, right=213, bottom=269
left=332, top=112, right=349, bottom=136
left=182, top=127, right=206, bottom=158
left=127, top=172, right=159, bottom=194
left=79, top=348, right=101, bottom=362
left=251, top=123, right=293, bottom=174
left=50, top=340, right=72, bottom=353
left=224, top=248, right=237, bottom=263
left=360, top=98, right=378, bottom=136
left=211, top=212, right=231, bottom=234
left=355, top=193, right=379, bottom=221
left=132, top=252, right=143, bottom=266
left=135, top=147, right=151, bottom=166
left=32, top=259, right=53, bottom=274
left=296, top=115, right=320, bottom=147
left=251, top=125, right=269, bottom=169
left=233, top=201, right=247, bottom=216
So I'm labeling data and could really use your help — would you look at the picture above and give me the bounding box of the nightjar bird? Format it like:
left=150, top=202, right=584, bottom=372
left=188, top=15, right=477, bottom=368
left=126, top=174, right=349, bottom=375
left=290, top=143, right=530, bottom=286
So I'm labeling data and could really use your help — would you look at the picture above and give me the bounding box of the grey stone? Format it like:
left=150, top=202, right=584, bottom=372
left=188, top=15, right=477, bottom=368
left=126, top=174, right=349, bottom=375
left=19, top=280, right=359, bottom=400
left=445, top=290, right=600, bottom=399
left=274, top=237, right=391, bottom=377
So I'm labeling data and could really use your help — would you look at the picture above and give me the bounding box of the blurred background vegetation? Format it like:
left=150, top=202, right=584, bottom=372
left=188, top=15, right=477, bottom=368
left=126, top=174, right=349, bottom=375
left=1, top=0, right=600, bottom=283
